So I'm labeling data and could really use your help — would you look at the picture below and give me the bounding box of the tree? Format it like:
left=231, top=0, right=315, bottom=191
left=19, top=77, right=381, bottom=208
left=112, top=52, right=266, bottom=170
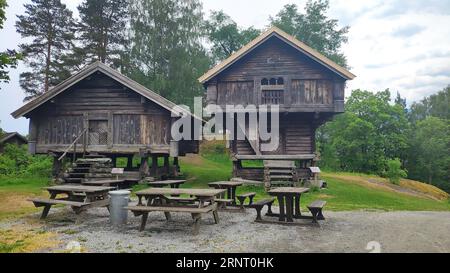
left=0, top=0, right=21, bottom=88
left=409, top=86, right=450, bottom=124
left=270, top=0, right=349, bottom=67
left=74, top=0, right=129, bottom=69
left=407, top=117, right=449, bottom=191
left=205, top=10, right=260, bottom=63
left=317, top=89, right=410, bottom=174
left=127, top=0, right=211, bottom=107
left=16, top=0, right=77, bottom=100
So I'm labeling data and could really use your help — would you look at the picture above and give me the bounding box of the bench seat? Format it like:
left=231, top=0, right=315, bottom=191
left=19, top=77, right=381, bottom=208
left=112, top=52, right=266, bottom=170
left=249, top=198, right=276, bottom=221
left=29, top=198, right=90, bottom=208
left=126, top=203, right=219, bottom=235
left=236, top=192, right=256, bottom=208
left=307, top=200, right=327, bottom=223
left=126, top=205, right=214, bottom=214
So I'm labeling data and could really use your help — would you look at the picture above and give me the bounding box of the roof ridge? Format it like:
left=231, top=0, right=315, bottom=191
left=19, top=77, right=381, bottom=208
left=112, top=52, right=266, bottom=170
left=198, top=26, right=355, bottom=83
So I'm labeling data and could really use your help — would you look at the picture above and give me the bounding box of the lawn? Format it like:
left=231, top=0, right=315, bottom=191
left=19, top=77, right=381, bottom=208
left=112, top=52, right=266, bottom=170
left=176, top=152, right=450, bottom=212
left=0, top=176, right=50, bottom=221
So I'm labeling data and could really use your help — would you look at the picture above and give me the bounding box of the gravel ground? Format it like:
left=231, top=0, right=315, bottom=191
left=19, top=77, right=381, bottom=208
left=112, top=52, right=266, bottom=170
left=7, top=205, right=450, bottom=253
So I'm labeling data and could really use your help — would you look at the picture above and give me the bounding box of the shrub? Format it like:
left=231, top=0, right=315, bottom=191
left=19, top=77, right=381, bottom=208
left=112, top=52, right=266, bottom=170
left=384, top=158, right=407, bottom=185
left=0, top=144, right=52, bottom=178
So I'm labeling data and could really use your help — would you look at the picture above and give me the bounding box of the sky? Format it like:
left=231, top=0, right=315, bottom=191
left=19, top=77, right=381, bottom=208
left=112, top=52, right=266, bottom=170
left=0, top=0, right=449, bottom=135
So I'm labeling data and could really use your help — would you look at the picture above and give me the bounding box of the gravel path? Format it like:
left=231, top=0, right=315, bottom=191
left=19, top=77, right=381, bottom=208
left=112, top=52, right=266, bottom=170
left=16, top=206, right=450, bottom=253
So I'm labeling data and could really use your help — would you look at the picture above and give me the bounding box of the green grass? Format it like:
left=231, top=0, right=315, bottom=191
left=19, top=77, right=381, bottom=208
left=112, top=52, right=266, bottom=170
left=0, top=176, right=50, bottom=220
left=175, top=153, right=450, bottom=212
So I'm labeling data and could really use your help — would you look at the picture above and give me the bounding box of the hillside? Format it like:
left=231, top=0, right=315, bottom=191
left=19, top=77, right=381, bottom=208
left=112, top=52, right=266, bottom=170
left=179, top=153, right=450, bottom=212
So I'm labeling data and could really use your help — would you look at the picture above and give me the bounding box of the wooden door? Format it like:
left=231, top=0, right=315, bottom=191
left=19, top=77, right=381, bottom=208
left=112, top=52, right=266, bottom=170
left=89, top=120, right=108, bottom=145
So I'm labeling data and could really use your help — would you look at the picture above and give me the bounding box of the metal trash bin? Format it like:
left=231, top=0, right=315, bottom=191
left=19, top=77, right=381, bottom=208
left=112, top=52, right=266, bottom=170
left=109, top=190, right=130, bottom=226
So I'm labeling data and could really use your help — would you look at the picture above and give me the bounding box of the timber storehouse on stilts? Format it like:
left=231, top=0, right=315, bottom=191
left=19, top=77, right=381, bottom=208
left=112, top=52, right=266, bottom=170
left=12, top=62, right=199, bottom=182
left=199, top=27, right=356, bottom=188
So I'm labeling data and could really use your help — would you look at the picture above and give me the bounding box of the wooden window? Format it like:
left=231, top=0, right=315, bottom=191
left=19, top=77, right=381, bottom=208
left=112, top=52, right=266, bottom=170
left=261, top=78, right=269, bottom=85
left=261, top=77, right=285, bottom=104
left=89, top=120, right=108, bottom=145
left=262, top=90, right=284, bottom=105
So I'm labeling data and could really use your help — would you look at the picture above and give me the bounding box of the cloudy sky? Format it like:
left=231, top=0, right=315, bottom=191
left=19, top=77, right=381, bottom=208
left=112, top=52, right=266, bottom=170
left=1, top=0, right=449, bottom=134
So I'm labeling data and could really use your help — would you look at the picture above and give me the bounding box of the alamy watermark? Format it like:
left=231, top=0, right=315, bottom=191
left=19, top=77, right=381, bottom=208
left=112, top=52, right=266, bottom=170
left=171, top=97, right=281, bottom=152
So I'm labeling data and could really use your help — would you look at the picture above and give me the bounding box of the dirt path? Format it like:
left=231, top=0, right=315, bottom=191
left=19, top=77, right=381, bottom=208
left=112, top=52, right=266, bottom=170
left=5, top=208, right=450, bottom=253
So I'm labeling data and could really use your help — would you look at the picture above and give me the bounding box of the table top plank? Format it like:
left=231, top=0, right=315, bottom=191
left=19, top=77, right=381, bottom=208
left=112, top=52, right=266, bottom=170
left=45, top=185, right=114, bottom=193
left=82, top=180, right=126, bottom=185
left=148, top=180, right=187, bottom=186
left=268, top=187, right=310, bottom=195
left=136, top=188, right=226, bottom=197
left=208, top=181, right=243, bottom=187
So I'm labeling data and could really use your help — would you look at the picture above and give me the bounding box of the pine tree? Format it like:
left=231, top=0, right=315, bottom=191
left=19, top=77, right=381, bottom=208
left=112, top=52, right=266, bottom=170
left=75, top=0, right=129, bottom=68
left=0, top=0, right=21, bottom=88
left=16, top=0, right=76, bottom=100
left=270, top=0, right=349, bottom=67
left=128, top=0, right=210, bottom=106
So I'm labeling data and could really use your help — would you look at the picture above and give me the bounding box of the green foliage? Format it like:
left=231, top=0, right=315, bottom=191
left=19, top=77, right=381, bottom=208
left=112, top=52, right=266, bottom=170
left=270, top=0, right=349, bottom=67
left=127, top=0, right=211, bottom=108
left=0, top=144, right=52, bottom=177
left=318, top=89, right=410, bottom=174
left=384, top=158, right=407, bottom=185
left=409, top=86, right=449, bottom=124
left=205, top=10, right=261, bottom=63
left=16, top=0, right=77, bottom=100
left=407, top=117, right=449, bottom=191
left=0, top=1, right=22, bottom=88
left=74, top=0, right=129, bottom=68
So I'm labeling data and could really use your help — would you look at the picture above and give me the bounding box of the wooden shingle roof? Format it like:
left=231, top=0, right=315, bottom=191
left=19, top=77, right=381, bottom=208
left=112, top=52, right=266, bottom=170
left=199, top=26, right=356, bottom=84
left=0, top=132, right=28, bottom=145
left=11, top=62, right=190, bottom=119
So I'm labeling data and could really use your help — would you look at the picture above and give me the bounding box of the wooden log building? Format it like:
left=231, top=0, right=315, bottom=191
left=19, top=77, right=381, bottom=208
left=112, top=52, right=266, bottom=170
left=0, top=132, right=28, bottom=153
left=12, top=62, right=198, bottom=179
left=199, top=27, right=356, bottom=187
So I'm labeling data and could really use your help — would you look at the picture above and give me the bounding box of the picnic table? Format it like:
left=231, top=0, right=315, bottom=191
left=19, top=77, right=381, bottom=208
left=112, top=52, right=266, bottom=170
left=82, top=179, right=130, bottom=189
left=267, top=187, right=310, bottom=223
left=29, top=185, right=114, bottom=219
left=127, top=188, right=226, bottom=234
left=147, top=180, right=186, bottom=189
left=208, top=181, right=243, bottom=205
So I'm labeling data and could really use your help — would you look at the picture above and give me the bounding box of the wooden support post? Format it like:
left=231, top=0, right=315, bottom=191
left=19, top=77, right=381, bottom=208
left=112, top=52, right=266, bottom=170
left=151, top=155, right=158, bottom=176
left=232, top=160, right=241, bottom=178
left=140, top=157, right=149, bottom=178
left=111, top=156, right=117, bottom=168
left=163, top=156, right=170, bottom=176
left=52, top=157, right=62, bottom=180
left=173, top=157, right=180, bottom=176
left=127, top=156, right=133, bottom=170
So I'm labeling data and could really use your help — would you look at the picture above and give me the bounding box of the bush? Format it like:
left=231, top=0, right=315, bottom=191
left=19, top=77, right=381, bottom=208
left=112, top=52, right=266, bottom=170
left=384, top=158, right=407, bottom=185
left=0, top=144, right=52, bottom=178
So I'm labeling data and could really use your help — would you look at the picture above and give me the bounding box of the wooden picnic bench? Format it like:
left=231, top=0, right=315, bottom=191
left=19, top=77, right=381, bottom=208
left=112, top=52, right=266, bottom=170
left=126, top=203, right=218, bottom=235
left=147, top=180, right=186, bottom=189
left=236, top=192, right=256, bottom=208
left=249, top=198, right=275, bottom=221
left=29, top=185, right=114, bottom=219
left=128, top=188, right=226, bottom=235
left=307, top=200, right=327, bottom=224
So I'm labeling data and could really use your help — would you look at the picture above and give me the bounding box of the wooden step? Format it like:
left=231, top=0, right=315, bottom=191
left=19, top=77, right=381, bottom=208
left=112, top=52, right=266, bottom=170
left=269, top=175, right=293, bottom=180
left=67, top=173, right=87, bottom=178
left=268, top=169, right=293, bottom=174
left=64, top=178, right=83, bottom=183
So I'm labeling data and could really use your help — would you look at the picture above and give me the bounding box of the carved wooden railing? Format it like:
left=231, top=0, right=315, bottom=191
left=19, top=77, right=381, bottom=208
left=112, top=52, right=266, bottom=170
left=58, top=128, right=88, bottom=162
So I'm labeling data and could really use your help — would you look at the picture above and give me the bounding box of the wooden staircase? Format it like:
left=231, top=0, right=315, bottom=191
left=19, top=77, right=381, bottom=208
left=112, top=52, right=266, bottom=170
left=63, top=154, right=113, bottom=183
left=264, top=160, right=296, bottom=189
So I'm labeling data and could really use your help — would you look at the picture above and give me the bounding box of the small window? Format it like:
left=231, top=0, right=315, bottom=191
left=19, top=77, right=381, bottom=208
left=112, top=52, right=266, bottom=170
left=261, top=78, right=269, bottom=85
left=277, top=77, right=284, bottom=85
left=269, top=78, right=277, bottom=85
